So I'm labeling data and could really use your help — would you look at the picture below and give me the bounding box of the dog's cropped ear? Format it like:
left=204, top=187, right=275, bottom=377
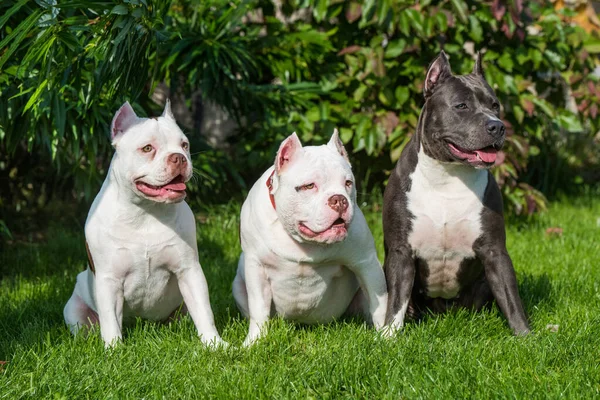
left=111, top=101, right=139, bottom=143
left=275, top=132, right=303, bottom=175
left=473, top=51, right=484, bottom=76
left=328, top=128, right=350, bottom=163
left=424, top=51, right=452, bottom=98
left=161, top=98, right=175, bottom=121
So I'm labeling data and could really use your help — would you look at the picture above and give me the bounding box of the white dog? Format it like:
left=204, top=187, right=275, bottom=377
left=63, top=101, right=224, bottom=347
left=233, top=131, right=388, bottom=346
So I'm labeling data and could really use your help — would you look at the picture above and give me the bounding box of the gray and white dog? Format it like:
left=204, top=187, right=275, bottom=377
left=382, top=52, right=530, bottom=335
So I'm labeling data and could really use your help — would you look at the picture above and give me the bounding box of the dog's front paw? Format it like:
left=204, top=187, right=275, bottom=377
left=377, top=324, right=401, bottom=339
left=200, top=334, right=228, bottom=349
left=242, top=332, right=264, bottom=347
left=242, top=335, right=257, bottom=347
left=514, top=327, right=532, bottom=337
left=103, top=336, right=123, bottom=349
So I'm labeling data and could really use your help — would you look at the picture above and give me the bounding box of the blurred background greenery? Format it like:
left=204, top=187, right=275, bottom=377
left=1, top=0, right=599, bottom=242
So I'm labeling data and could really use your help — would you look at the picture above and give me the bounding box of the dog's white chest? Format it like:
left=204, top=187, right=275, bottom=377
left=120, top=243, right=183, bottom=319
left=406, top=152, right=487, bottom=298
left=267, top=261, right=357, bottom=324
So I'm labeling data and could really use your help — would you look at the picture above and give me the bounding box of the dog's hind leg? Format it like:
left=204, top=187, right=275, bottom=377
left=64, top=271, right=99, bottom=335
left=232, top=257, right=250, bottom=319
left=344, top=287, right=369, bottom=323
left=64, top=293, right=99, bottom=335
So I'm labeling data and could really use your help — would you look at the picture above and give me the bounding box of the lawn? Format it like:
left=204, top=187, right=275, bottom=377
left=1, top=193, right=599, bottom=398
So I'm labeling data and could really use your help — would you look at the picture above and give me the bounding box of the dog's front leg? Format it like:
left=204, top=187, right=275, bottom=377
left=477, top=246, right=530, bottom=335
left=348, top=254, right=388, bottom=330
left=383, top=246, right=415, bottom=332
left=177, top=263, right=224, bottom=346
left=95, top=273, right=124, bottom=348
left=242, top=255, right=272, bottom=347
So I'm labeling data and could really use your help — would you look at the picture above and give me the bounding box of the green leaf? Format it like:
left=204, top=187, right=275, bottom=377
left=365, top=128, right=376, bottom=154
left=384, top=39, right=406, bottom=59
left=319, top=101, right=330, bottom=120
left=378, top=88, right=394, bottom=106
left=545, top=50, right=563, bottom=68
left=497, top=52, right=514, bottom=72
left=423, top=14, right=434, bottom=37
left=24, top=79, right=49, bottom=112
left=0, top=10, right=44, bottom=71
left=397, top=10, right=410, bottom=36
left=395, top=86, right=409, bottom=106
left=57, top=31, right=81, bottom=52
left=0, top=0, right=29, bottom=30
left=111, top=5, right=129, bottom=15
left=450, top=0, right=468, bottom=23
left=306, top=107, right=320, bottom=122
left=340, top=128, right=353, bottom=144
left=531, top=98, right=555, bottom=117
left=360, top=0, right=376, bottom=28
left=468, top=15, right=483, bottom=43
left=556, top=113, right=583, bottom=132
left=406, top=9, right=424, bottom=36
left=353, top=84, right=368, bottom=102
left=584, top=37, right=600, bottom=53
left=377, top=0, right=390, bottom=25
left=529, top=48, right=543, bottom=68
left=435, top=12, right=448, bottom=32
left=513, top=105, right=524, bottom=124
left=131, top=8, right=143, bottom=18
left=314, top=0, right=328, bottom=22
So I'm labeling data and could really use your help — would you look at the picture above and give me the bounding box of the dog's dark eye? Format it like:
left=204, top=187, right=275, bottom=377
left=297, top=183, right=315, bottom=191
left=492, top=102, right=500, bottom=110
left=345, top=180, right=353, bottom=188
left=182, top=142, right=189, bottom=151
left=455, top=103, right=468, bottom=110
left=141, top=144, right=153, bottom=153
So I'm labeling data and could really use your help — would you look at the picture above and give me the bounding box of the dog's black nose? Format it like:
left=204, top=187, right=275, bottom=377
left=486, top=120, right=505, bottom=137
left=328, top=195, right=349, bottom=213
left=168, top=153, right=187, bottom=164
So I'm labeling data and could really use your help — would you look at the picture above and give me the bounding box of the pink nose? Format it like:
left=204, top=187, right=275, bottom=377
left=168, top=153, right=187, bottom=165
left=328, top=195, right=348, bottom=213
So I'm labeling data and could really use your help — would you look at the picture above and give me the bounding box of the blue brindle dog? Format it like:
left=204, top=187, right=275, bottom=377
left=382, top=52, right=530, bottom=335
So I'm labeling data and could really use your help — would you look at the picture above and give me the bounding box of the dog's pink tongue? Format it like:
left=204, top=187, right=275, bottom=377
left=163, top=181, right=186, bottom=191
left=475, top=148, right=497, bottom=163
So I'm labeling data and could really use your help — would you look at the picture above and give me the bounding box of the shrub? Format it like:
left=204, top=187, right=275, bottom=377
left=1, top=0, right=598, bottom=228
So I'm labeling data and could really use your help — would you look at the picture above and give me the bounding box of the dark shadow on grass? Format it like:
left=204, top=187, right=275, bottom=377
left=518, top=272, right=554, bottom=313
left=0, top=229, right=86, bottom=280
left=0, top=284, right=68, bottom=360
left=287, top=316, right=371, bottom=332
left=0, top=226, right=240, bottom=358
left=399, top=273, right=554, bottom=333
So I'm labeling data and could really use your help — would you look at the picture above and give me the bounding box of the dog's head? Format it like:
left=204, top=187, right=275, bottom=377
left=110, top=100, right=193, bottom=204
left=270, top=131, right=356, bottom=245
left=420, top=51, right=505, bottom=169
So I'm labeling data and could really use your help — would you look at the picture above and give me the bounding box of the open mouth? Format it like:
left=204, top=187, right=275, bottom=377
left=298, top=217, right=348, bottom=239
left=135, top=175, right=187, bottom=199
left=447, top=142, right=498, bottom=165
left=332, top=217, right=345, bottom=227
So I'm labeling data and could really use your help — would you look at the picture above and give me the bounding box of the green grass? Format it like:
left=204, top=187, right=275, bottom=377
left=1, top=195, right=599, bottom=398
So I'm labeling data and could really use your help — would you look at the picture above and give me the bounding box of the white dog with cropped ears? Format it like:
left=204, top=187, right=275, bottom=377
left=233, top=131, right=388, bottom=346
left=63, top=101, right=224, bottom=347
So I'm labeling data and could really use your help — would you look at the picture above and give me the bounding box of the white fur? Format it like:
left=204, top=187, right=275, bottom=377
left=406, top=147, right=487, bottom=299
left=234, top=133, right=388, bottom=346
left=390, top=300, right=409, bottom=331
left=63, top=102, right=223, bottom=348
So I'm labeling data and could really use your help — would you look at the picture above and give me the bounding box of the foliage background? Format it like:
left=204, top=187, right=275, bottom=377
left=1, top=0, right=599, bottom=238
